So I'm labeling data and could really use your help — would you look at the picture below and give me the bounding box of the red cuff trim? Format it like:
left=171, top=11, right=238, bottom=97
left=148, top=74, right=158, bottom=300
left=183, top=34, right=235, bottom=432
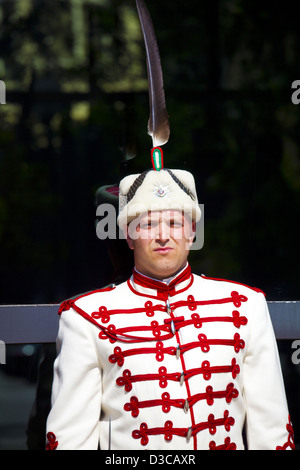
left=276, top=415, right=295, bottom=450
left=46, top=432, right=58, bottom=450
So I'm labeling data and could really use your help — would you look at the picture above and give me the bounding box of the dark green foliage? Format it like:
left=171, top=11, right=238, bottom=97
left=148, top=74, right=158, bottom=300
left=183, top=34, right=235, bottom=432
left=0, top=0, right=299, bottom=302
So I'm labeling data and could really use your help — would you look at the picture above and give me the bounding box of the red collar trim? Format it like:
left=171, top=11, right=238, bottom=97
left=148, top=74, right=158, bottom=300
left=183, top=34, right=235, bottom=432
left=130, top=264, right=193, bottom=300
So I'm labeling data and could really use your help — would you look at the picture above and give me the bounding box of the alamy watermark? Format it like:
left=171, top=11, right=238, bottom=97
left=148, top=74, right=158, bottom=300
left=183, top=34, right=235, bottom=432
left=96, top=203, right=204, bottom=250
left=291, top=339, right=300, bottom=365
left=291, top=80, right=300, bottom=105
left=0, top=80, right=6, bottom=104
left=0, top=340, right=6, bottom=364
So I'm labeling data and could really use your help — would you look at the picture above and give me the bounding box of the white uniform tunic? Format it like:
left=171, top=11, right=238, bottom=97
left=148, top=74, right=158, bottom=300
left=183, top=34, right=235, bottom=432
left=46, top=265, right=295, bottom=450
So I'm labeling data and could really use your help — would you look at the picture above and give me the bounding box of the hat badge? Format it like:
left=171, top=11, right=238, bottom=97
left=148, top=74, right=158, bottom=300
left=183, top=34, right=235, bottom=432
left=154, top=184, right=169, bottom=198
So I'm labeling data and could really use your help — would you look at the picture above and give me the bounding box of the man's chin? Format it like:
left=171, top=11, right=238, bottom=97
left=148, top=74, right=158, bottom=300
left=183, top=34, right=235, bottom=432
left=150, top=259, right=184, bottom=280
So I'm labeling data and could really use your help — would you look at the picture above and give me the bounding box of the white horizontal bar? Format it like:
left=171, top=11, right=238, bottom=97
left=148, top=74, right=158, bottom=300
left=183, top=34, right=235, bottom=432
left=0, top=302, right=299, bottom=344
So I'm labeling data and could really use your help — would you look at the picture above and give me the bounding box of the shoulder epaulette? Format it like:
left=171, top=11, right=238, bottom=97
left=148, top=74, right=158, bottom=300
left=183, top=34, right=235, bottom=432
left=201, top=274, right=266, bottom=296
left=57, top=284, right=116, bottom=315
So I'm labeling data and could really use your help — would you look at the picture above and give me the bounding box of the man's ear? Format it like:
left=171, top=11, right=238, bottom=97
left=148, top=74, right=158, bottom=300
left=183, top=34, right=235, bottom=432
left=126, top=232, right=134, bottom=250
left=185, top=220, right=196, bottom=251
left=192, top=220, right=196, bottom=234
left=187, top=220, right=196, bottom=249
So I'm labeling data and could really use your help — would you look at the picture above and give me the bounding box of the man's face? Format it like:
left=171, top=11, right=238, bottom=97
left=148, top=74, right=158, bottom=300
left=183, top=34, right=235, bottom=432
left=126, top=210, right=195, bottom=280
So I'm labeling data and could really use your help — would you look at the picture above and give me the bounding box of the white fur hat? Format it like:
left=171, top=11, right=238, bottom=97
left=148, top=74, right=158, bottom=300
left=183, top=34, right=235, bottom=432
left=117, top=168, right=201, bottom=230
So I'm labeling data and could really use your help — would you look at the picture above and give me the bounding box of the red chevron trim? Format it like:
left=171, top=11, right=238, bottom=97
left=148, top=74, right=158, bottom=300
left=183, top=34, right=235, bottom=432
left=209, top=437, right=237, bottom=450
left=124, top=384, right=239, bottom=417
left=132, top=411, right=235, bottom=446
left=116, top=359, right=240, bottom=392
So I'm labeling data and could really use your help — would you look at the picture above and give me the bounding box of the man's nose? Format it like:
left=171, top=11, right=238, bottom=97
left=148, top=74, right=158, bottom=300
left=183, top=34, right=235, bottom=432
left=156, top=221, right=170, bottom=242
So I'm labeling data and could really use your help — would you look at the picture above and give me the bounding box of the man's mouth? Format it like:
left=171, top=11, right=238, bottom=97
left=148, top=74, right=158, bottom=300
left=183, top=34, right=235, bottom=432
left=154, top=247, right=173, bottom=253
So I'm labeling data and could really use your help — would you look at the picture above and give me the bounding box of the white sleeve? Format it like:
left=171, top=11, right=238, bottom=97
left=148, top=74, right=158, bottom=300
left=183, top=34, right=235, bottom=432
left=46, top=307, right=102, bottom=450
left=243, top=293, right=294, bottom=450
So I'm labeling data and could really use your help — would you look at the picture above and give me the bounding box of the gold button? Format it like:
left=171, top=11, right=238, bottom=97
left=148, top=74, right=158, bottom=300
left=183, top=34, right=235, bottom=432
left=180, top=371, right=185, bottom=385
left=186, top=427, right=192, bottom=441
left=184, top=399, right=189, bottom=413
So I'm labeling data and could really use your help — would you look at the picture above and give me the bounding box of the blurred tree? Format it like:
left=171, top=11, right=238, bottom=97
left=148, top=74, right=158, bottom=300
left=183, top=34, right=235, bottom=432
left=0, top=0, right=299, bottom=304
left=0, top=0, right=299, bottom=450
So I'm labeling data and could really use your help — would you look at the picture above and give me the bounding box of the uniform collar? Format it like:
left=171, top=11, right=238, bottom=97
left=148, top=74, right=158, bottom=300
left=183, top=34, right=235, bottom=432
left=128, top=264, right=193, bottom=301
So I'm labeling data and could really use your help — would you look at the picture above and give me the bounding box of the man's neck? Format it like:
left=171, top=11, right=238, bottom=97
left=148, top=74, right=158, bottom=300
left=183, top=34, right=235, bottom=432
left=134, top=263, right=189, bottom=285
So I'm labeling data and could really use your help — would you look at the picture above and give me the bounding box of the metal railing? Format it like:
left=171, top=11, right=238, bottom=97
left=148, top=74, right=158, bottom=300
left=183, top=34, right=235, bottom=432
left=0, top=301, right=299, bottom=344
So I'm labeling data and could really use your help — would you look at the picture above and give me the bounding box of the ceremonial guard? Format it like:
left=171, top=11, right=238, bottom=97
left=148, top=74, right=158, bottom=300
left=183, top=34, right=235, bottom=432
left=46, top=0, right=294, bottom=450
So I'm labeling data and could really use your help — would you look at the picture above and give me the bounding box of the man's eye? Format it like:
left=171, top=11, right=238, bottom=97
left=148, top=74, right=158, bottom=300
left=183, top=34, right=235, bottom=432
left=141, top=222, right=156, bottom=229
left=171, top=221, right=183, bottom=228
